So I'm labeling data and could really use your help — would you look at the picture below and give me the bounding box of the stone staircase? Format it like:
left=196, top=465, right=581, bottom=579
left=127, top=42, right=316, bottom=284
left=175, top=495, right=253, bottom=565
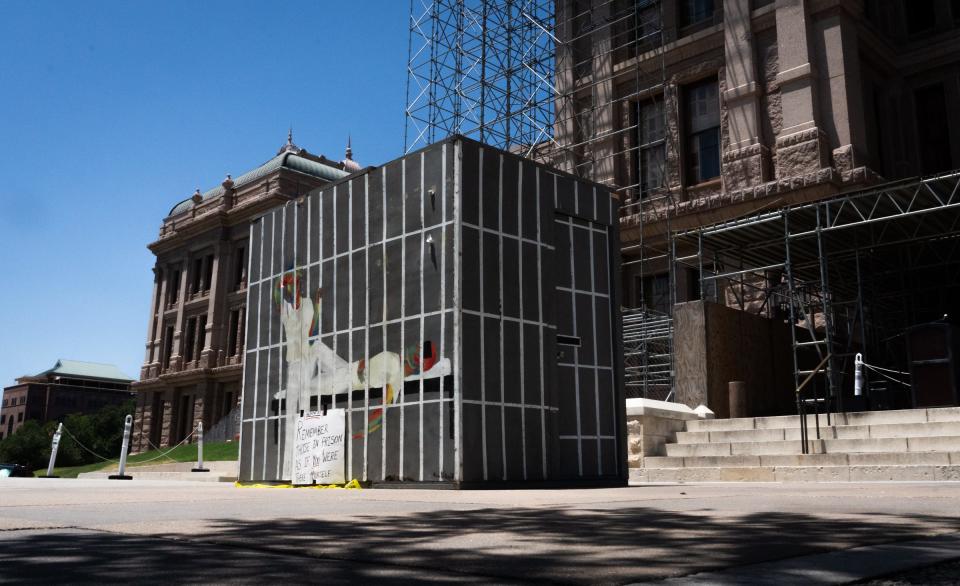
left=632, top=407, right=960, bottom=482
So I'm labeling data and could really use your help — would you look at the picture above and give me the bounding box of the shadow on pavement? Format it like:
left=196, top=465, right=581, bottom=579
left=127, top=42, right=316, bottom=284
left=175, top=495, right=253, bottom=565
left=3, top=505, right=959, bottom=584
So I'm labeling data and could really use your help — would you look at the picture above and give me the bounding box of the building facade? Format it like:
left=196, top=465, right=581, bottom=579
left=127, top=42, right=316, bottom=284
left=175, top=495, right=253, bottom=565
left=553, top=0, right=960, bottom=414
left=132, top=135, right=359, bottom=452
left=556, top=0, right=960, bottom=303
left=1, top=359, right=133, bottom=440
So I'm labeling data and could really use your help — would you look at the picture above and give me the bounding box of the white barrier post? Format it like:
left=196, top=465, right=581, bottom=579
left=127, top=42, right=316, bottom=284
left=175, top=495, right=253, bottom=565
left=854, top=353, right=864, bottom=397
left=109, top=414, right=133, bottom=480
left=192, top=421, right=209, bottom=472
left=42, top=423, right=63, bottom=478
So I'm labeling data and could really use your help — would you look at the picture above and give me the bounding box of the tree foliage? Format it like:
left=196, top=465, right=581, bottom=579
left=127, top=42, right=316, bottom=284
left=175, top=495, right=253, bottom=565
left=0, top=400, right=134, bottom=471
left=0, top=420, right=54, bottom=471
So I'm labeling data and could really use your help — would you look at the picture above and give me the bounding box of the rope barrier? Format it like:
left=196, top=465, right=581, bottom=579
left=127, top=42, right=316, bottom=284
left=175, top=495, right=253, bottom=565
left=132, top=429, right=197, bottom=464
left=862, top=362, right=911, bottom=376
left=143, top=436, right=183, bottom=463
left=863, top=364, right=911, bottom=387
left=59, top=426, right=118, bottom=463
left=59, top=425, right=197, bottom=467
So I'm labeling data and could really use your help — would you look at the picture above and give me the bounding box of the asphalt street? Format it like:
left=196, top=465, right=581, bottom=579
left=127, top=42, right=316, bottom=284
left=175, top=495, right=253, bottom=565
left=1, top=479, right=959, bottom=584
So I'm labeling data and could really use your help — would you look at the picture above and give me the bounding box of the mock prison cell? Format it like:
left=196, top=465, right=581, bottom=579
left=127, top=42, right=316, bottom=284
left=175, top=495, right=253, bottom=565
left=239, top=136, right=625, bottom=486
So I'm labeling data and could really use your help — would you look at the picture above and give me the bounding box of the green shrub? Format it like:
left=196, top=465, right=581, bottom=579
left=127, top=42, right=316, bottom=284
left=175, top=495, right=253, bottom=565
left=0, top=420, right=54, bottom=471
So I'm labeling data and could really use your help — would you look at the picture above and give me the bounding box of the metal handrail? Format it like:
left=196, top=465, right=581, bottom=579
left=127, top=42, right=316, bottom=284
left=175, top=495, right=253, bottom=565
left=796, top=353, right=832, bottom=454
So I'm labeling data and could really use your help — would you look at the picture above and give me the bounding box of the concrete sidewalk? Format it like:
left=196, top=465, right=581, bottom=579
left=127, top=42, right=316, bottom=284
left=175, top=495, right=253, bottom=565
left=0, top=479, right=958, bottom=584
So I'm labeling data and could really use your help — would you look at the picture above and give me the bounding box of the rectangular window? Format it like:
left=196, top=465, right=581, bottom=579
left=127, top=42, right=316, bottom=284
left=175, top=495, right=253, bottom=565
left=17, top=412, right=23, bottom=422
left=915, top=84, right=953, bottom=175
left=168, top=269, right=181, bottom=306
left=571, top=1, right=593, bottom=79
left=203, top=254, right=214, bottom=292
left=685, top=78, right=721, bottom=185
left=637, top=96, right=666, bottom=197
left=637, top=273, right=672, bottom=314
left=163, top=325, right=175, bottom=369
left=1, top=414, right=5, bottom=424
left=612, top=0, right=662, bottom=60
left=191, top=257, right=203, bottom=294
left=680, top=0, right=715, bottom=28
left=227, top=309, right=240, bottom=357
left=196, top=314, right=207, bottom=359
left=234, top=246, right=247, bottom=290
left=637, top=0, right=662, bottom=47
left=184, top=317, right=197, bottom=362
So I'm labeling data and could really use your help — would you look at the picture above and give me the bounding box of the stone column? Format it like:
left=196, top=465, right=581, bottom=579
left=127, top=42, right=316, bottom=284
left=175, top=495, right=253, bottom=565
left=193, top=317, right=204, bottom=367
left=620, top=98, right=639, bottom=201
left=171, top=258, right=189, bottom=371
left=773, top=0, right=828, bottom=178
left=143, top=266, right=161, bottom=367
left=590, top=0, right=617, bottom=187
left=192, top=392, right=206, bottom=440
left=144, top=267, right=168, bottom=378
left=722, top=0, right=769, bottom=190
left=813, top=11, right=868, bottom=173
left=159, top=394, right=174, bottom=447
left=236, top=305, right=247, bottom=361
left=945, top=75, right=960, bottom=169
left=133, top=392, right=155, bottom=453
left=554, top=0, right=580, bottom=175
left=202, top=241, right=227, bottom=368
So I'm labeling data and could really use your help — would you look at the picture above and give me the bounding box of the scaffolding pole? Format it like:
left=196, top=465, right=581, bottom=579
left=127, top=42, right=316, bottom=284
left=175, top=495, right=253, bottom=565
left=405, top=0, right=678, bottom=399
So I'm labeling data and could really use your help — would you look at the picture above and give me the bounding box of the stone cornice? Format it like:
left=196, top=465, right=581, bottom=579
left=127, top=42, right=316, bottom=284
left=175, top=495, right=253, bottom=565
left=150, top=166, right=330, bottom=254
left=134, top=362, right=242, bottom=389
left=618, top=165, right=883, bottom=245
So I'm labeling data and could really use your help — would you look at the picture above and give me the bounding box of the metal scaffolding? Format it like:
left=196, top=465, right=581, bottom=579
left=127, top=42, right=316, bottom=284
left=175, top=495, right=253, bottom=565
left=674, top=171, right=960, bottom=417
left=405, top=0, right=557, bottom=159
left=405, top=0, right=677, bottom=399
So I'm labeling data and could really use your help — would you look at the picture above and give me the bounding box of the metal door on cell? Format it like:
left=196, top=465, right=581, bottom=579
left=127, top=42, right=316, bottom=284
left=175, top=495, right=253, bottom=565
left=553, top=213, right=617, bottom=478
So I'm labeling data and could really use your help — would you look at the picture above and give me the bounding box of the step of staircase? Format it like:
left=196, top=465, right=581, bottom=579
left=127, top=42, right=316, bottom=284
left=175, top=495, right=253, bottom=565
left=674, top=421, right=960, bottom=443
left=684, top=407, right=960, bottom=432
left=635, top=406, right=960, bottom=483
left=631, top=464, right=960, bottom=483
left=664, top=435, right=960, bottom=457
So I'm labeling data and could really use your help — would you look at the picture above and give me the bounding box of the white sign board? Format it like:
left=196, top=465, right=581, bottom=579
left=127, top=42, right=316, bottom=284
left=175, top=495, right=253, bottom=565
left=292, top=409, right=346, bottom=485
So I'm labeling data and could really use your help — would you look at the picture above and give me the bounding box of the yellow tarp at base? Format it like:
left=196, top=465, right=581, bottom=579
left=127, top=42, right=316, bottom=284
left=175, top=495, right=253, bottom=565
left=235, top=479, right=362, bottom=489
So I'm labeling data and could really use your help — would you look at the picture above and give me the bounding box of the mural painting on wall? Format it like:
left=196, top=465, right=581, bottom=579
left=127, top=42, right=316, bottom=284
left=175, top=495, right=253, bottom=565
left=274, top=270, right=451, bottom=477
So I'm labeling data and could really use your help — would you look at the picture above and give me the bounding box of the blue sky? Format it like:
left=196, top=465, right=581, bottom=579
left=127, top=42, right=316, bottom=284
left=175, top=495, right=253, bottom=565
left=0, top=1, right=411, bottom=394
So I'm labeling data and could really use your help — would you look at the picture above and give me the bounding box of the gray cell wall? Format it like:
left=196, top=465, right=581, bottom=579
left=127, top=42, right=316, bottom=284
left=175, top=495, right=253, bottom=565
left=240, top=137, right=624, bottom=485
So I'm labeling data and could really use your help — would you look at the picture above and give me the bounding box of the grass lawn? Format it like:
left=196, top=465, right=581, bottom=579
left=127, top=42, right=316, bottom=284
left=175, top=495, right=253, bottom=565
left=36, top=440, right=239, bottom=478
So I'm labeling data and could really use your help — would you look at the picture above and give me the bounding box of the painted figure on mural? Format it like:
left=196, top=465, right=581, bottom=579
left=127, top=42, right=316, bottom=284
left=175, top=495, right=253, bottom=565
left=274, top=270, right=450, bottom=478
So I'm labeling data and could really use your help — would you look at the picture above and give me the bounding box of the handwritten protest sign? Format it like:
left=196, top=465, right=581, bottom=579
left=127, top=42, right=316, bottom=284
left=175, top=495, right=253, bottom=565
left=292, top=409, right=346, bottom=485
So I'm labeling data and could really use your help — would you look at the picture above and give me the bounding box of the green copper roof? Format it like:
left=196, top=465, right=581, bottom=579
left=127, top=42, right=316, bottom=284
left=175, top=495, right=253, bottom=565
left=168, top=152, right=349, bottom=217
left=37, top=359, right=133, bottom=382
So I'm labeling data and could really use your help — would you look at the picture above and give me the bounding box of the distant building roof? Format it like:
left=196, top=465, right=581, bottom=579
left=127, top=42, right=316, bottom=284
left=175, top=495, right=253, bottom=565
left=31, top=359, right=133, bottom=383
left=167, top=144, right=351, bottom=217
